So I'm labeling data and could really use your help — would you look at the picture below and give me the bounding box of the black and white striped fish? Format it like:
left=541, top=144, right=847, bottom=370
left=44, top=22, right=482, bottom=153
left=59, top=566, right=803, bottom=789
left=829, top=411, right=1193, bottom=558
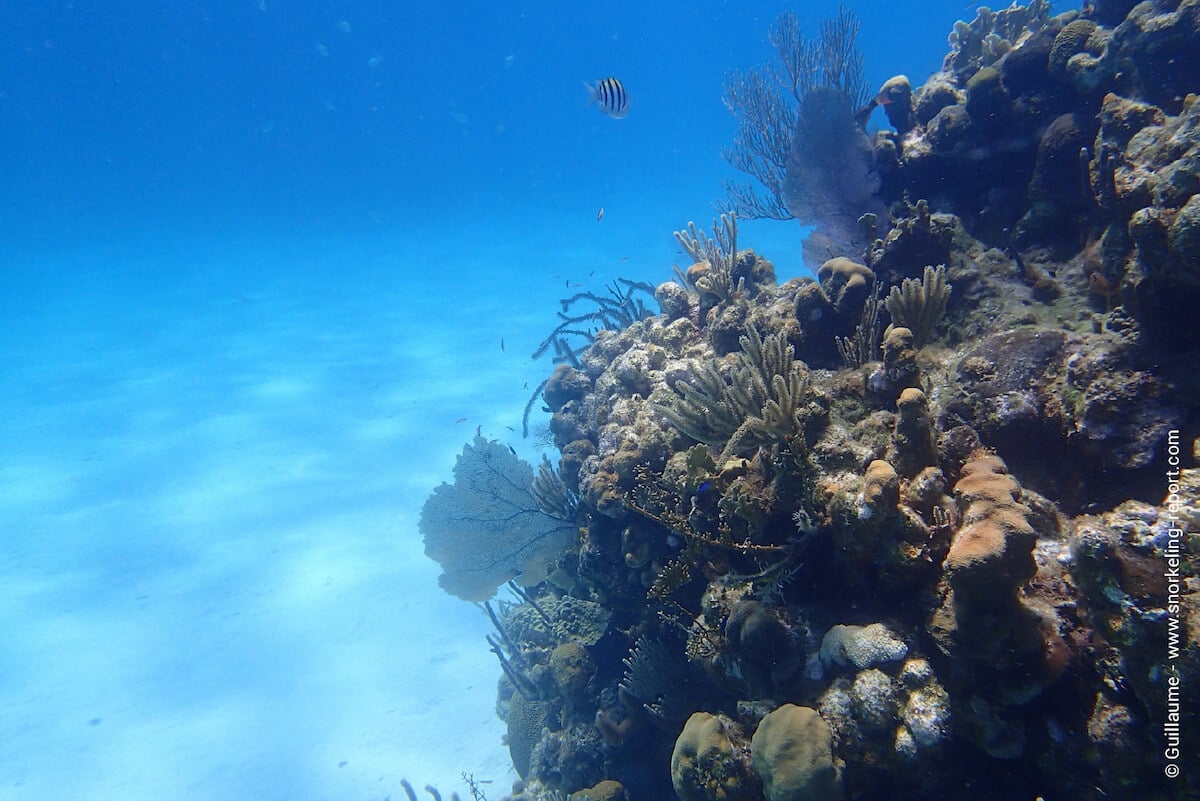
left=584, top=77, right=629, bottom=119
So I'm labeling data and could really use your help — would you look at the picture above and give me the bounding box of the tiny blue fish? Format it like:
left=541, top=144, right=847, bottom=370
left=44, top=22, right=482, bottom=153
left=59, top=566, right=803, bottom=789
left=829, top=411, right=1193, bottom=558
left=697, top=481, right=712, bottom=494
left=584, top=77, right=629, bottom=119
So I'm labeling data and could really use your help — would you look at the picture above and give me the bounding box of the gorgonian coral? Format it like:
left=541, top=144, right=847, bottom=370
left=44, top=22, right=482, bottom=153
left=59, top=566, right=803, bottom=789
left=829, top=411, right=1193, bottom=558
left=721, top=6, right=884, bottom=267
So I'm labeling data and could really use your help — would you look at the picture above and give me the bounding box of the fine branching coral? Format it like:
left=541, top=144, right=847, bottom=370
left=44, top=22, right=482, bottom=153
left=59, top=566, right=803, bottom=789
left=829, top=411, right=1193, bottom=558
left=531, top=455, right=579, bottom=520
left=532, top=279, right=658, bottom=368
left=525, top=279, right=657, bottom=437
left=420, top=435, right=577, bottom=601
left=884, top=265, right=952, bottom=348
left=836, top=281, right=883, bottom=367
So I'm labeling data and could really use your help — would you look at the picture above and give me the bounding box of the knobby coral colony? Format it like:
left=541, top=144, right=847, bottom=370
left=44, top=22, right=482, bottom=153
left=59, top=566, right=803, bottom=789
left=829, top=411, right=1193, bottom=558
left=418, top=2, right=1200, bottom=800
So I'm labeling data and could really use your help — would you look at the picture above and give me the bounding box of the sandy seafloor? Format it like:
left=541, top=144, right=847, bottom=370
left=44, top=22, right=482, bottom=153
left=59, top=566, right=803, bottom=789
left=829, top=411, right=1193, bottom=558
left=0, top=212, right=799, bottom=800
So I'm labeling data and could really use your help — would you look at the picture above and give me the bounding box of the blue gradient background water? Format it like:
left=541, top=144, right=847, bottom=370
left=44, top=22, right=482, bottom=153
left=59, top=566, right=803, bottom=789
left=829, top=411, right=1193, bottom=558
left=2, top=1, right=970, bottom=250
left=0, top=3, right=1074, bottom=800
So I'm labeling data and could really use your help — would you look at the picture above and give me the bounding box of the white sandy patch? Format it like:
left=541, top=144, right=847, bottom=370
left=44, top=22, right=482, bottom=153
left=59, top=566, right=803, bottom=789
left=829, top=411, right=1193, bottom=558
left=0, top=230, right=548, bottom=801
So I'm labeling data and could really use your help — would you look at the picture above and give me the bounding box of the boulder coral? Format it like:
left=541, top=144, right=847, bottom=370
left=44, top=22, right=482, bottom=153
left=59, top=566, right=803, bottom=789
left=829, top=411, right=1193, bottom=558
left=750, top=704, right=843, bottom=801
left=892, top=388, right=936, bottom=477
left=670, top=712, right=758, bottom=801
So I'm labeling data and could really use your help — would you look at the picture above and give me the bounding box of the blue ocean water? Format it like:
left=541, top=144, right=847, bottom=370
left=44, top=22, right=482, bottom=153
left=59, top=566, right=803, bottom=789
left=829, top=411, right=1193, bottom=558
left=0, top=2, right=1080, bottom=800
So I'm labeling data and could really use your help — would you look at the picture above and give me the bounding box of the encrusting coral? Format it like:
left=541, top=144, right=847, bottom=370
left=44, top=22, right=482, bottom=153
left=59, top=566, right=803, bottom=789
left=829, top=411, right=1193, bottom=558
left=414, top=3, right=1200, bottom=800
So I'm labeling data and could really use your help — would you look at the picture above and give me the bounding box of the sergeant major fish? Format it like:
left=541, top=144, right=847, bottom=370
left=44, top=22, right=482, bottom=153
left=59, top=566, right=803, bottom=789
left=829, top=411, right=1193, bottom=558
left=584, top=77, right=629, bottom=119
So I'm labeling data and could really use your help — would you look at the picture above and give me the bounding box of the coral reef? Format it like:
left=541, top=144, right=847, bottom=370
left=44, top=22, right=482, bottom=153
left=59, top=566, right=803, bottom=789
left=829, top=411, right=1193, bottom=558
left=418, top=3, right=1200, bottom=800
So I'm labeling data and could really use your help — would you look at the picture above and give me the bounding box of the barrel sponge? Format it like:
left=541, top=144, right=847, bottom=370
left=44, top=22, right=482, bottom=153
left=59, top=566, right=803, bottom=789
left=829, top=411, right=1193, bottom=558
left=726, top=600, right=790, bottom=654
left=670, top=712, right=758, bottom=801
left=724, top=600, right=802, bottom=690
left=750, top=704, right=844, bottom=801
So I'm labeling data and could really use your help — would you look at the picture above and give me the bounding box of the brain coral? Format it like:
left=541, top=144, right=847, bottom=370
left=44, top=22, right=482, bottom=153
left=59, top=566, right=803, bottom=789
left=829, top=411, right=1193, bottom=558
left=507, top=692, right=550, bottom=779
left=1048, top=19, right=1097, bottom=74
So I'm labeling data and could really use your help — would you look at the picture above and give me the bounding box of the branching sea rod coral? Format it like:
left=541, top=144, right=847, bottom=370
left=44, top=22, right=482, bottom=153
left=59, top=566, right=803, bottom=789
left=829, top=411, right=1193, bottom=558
left=656, top=325, right=825, bottom=462
left=673, top=213, right=742, bottom=303
left=883, top=264, right=952, bottom=348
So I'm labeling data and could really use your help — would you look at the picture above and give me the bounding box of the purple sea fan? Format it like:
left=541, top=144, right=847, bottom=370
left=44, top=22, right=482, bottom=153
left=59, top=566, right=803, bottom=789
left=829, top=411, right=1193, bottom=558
left=721, top=7, right=886, bottom=268
left=784, top=84, right=886, bottom=268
